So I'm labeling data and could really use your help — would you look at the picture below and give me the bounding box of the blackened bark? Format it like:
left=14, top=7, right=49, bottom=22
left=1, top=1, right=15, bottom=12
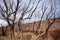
left=2, top=27, right=6, bottom=36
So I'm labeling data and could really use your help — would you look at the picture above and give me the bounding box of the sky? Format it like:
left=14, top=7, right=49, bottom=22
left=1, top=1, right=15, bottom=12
left=56, top=0, right=60, bottom=17
left=0, top=0, right=60, bottom=26
left=22, top=0, right=60, bottom=23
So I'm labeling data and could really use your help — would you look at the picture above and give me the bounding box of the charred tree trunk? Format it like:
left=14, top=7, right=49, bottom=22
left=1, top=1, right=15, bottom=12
left=2, top=26, right=6, bottom=36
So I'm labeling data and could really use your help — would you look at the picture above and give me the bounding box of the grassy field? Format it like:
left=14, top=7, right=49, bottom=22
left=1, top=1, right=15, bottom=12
left=0, top=31, right=54, bottom=40
left=0, top=18, right=60, bottom=40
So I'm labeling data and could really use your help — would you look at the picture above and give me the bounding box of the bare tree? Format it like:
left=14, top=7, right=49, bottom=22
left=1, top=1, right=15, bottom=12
left=0, top=0, right=32, bottom=38
left=1, top=24, right=6, bottom=36
left=0, top=0, right=42, bottom=40
left=17, top=0, right=41, bottom=40
left=31, top=0, right=57, bottom=40
left=0, top=0, right=57, bottom=40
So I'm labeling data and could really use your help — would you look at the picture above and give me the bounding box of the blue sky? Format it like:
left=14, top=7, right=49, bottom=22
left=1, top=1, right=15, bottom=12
left=55, top=0, right=60, bottom=17
left=22, top=0, right=60, bottom=23
left=0, top=0, right=60, bottom=26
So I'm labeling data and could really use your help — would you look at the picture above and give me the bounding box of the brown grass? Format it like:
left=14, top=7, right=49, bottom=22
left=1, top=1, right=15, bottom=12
left=0, top=32, right=53, bottom=40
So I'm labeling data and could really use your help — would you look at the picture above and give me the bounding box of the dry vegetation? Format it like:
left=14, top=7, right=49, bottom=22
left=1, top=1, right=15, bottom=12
left=0, top=32, right=52, bottom=40
left=0, top=31, right=59, bottom=40
left=0, top=18, right=60, bottom=40
left=0, top=0, right=59, bottom=40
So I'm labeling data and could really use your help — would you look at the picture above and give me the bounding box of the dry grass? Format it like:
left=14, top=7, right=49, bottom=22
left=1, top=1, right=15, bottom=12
left=0, top=32, right=54, bottom=40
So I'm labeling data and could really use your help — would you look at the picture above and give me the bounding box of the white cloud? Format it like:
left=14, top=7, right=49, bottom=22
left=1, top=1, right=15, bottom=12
left=0, top=19, right=8, bottom=27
